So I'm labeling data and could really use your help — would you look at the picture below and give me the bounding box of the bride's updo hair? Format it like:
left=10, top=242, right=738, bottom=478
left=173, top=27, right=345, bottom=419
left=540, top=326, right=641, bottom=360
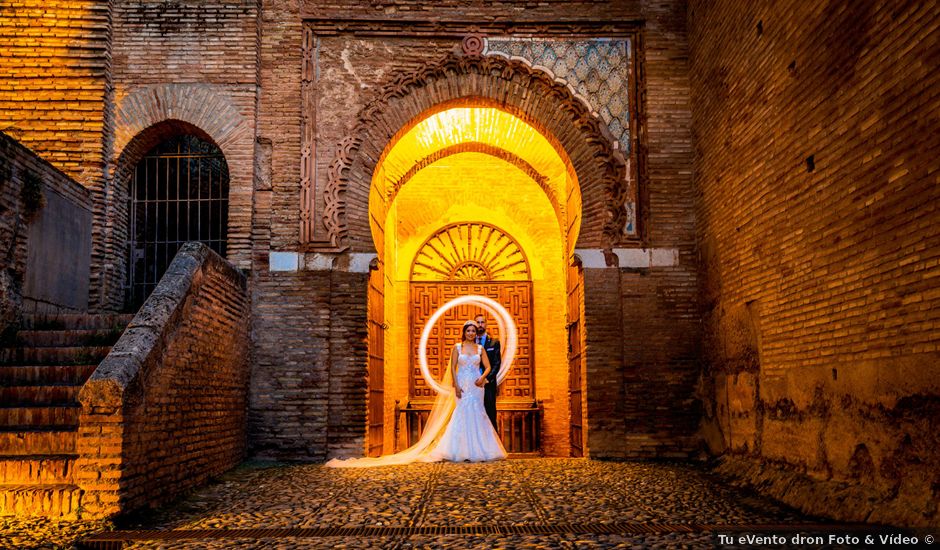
left=461, top=320, right=478, bottom=341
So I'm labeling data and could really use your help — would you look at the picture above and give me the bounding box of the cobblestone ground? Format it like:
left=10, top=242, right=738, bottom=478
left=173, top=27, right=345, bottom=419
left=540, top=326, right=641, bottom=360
left=0, top=517, right=113, bottom=549
left=3, top=459, right=852, bottom=549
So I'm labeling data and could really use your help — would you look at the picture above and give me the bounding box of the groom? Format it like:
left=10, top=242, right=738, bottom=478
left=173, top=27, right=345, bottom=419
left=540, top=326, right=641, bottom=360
left=475, top=314, right=502, bottom=431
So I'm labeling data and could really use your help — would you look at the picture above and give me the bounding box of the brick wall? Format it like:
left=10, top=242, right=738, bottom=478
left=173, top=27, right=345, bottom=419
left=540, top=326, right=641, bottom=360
left=248, top=0, right=701, bottom=461
left=301, top=0, right=645, bottom=20
left=561, top=0, right=700, bottom=459
left=0, top=132, right=93, bottom=332
left=689, top=0, right=940, bottom=527
left=617, top=0, right=700, bottom=459
left=0, top=0, right=112, bottom=185
left=77, top=243, right=250, bottom=517
left=249, top=270, right=368, bottom=460
left=95, top=0, right=260, bottom=309
left=0, top=0, right=113, bottom=312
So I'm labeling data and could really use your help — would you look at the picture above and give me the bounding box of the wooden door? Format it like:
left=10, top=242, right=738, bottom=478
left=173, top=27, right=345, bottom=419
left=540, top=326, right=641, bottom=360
left=567, top=260, right=585, bottom=457
left=409, top=282, right=533, bottom=403
left=367, top=265, right=385, bottom=456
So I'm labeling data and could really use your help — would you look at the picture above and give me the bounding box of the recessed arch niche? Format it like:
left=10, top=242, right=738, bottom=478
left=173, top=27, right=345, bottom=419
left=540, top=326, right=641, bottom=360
left=366, top=104, right=585, bottom=458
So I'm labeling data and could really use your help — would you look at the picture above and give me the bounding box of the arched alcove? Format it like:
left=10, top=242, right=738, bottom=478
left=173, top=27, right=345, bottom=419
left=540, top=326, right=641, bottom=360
left=111, top=120, right=232, bottom=310
left=366, top=104, right=584, bottom=458
left=125, top=133, right=230, bottom=308
left=94, top=84, right=251, bottom=310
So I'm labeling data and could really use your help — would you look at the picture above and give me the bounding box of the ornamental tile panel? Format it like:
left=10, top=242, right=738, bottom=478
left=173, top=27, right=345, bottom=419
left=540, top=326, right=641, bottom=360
left=486, top=37, right=635, bottom=235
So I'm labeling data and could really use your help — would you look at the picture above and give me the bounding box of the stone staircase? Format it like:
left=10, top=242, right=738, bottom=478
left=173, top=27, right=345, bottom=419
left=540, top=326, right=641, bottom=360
left=0, top=313, right=131, bottom=518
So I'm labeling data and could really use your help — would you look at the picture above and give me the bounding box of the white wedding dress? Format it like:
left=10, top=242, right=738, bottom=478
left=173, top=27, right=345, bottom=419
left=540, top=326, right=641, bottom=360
left=423, top=344, right=507, bottom=462
left=326, top=343, right=506, bottom=467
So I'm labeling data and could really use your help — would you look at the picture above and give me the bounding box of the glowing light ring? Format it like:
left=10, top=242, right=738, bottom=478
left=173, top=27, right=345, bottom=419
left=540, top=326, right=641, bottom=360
left=418, top=295, right=517, bottom=395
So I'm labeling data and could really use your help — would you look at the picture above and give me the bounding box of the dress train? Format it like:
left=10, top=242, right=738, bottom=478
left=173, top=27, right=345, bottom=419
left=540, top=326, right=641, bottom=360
left=326, top=344, right=505, bottom=467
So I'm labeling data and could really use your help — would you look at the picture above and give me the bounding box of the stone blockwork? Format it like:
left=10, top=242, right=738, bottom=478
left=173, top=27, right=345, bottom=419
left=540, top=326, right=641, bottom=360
left=689, top=0, right=940, bottom=527
left=77, top=243, right=250, bottom=518
left=0, top=132, right=93, bottom=333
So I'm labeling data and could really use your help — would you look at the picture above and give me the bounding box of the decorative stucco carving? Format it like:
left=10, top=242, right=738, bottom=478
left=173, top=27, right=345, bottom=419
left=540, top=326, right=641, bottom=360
left=321, top=49, right=633, bottom=251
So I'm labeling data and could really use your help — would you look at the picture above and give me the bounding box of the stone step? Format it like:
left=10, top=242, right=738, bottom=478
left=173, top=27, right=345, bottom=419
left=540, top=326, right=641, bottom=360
left=0, top=384, right=82, bottom=405
left=0, top=405, right=80, bottom=428
left=20, top=313, right=134, bottom=331
left=14, top=329, right=123, bottom=348
left=0, top=346, right=111, bottom=366
left=0, top=455, right=76, bottom=484
left=0, top=429, right=76, bottom=455
left=0, top=365, right=97, bottom=385
left=0, top=483, right=82, bottom=518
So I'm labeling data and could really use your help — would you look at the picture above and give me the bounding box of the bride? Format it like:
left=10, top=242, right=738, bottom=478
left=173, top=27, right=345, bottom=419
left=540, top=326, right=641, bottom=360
left=326, top=319, right=506, bottom=467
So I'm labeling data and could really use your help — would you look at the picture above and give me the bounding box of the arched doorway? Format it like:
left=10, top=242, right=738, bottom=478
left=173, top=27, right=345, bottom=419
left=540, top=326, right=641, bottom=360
left=366, top=105, right=583, bottom=458
left=126, top=134, right=230, bottom=308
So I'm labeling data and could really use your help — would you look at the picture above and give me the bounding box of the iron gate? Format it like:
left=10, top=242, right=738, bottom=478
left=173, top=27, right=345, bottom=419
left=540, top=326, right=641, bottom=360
left=127, top=135, right=229, bottom=309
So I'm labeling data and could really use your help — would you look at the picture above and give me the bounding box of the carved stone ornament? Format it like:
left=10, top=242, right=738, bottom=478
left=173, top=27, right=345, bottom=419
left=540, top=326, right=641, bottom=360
left=461, top=33, right=485, bottom=56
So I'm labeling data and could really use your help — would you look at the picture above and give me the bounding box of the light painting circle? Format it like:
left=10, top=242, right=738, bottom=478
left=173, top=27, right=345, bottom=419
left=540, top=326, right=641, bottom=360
left=418, top=295, right=517, bottom=395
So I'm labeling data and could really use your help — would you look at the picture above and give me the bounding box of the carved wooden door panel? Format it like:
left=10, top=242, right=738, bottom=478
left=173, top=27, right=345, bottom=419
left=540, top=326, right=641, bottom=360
left=409, top=282, right=533, bottom=403
left=567, top=261, right=585, bottom=457
left=367, top=266, right=385, bottom=457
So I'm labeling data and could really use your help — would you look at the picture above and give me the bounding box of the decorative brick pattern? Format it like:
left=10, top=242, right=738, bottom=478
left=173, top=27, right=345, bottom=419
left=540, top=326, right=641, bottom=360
left=689, top=0, right=940, bottom=527
left=259, top=2, right=698, bottom=463
left=77, top=243, right=250, bottom=518
left=320, top=52, right=630, bottom=251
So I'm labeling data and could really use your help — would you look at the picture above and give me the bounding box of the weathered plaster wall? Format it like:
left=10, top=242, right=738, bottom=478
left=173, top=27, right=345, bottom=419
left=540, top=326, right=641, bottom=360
left=689, top=0, right=940, bottom=527
left=0, top=133, right=93, bottom=333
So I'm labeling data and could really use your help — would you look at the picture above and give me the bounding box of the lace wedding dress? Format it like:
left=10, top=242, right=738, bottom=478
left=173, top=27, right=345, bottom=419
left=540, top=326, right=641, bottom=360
left=326, top=343, right=506, bottom=467
left=423, top=344, right=507, bottom=462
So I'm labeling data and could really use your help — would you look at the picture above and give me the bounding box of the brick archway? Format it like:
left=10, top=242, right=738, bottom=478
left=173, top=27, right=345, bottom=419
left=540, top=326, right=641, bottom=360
left=323, top=53, right=630, bottom=253
left=93, top=85, right=252, bottom=310
left=113, top=84, right=250, bottom=165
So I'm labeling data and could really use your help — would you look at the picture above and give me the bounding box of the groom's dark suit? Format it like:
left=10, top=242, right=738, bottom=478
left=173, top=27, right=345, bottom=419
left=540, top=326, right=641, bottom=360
left=478, top=332, right=501, bottom=431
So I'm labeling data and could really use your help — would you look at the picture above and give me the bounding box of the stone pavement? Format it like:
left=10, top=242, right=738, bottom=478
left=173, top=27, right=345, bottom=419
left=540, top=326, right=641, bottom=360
left=4, top=458, right=870, bottom=549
